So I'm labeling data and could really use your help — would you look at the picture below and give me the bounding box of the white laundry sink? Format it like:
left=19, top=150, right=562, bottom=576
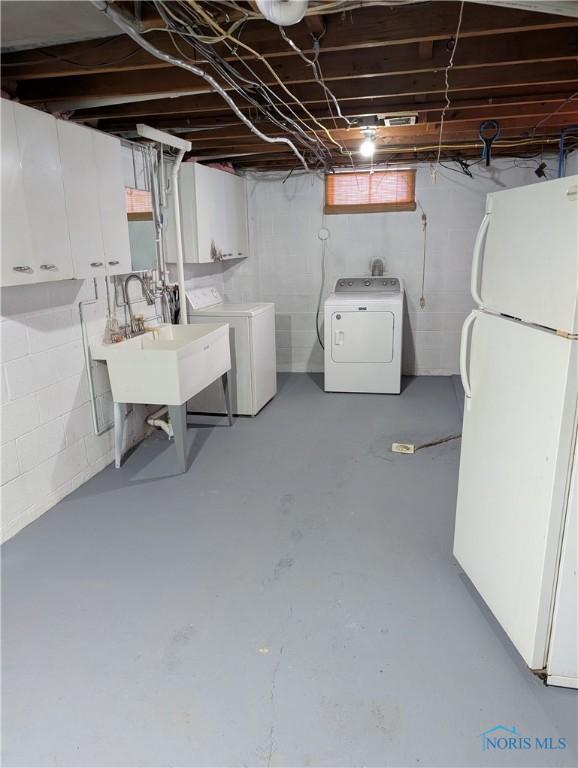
left=91, top=323, right=231, bottom=405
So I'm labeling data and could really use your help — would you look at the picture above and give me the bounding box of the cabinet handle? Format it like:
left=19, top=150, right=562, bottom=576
left=108, top=260, right=120, bottom=266
left=40, top=264, right=56, bottom=270
left=90, top=261, right=104, bottom=268
left=237, top=252, right=243, bottom=256
left=12, top=266, right=33, bottom=273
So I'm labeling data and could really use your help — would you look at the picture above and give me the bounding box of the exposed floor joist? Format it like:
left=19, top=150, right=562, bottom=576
left=2, top=1, right=577, bottom=170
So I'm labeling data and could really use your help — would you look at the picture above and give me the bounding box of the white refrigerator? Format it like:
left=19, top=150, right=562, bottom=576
left=454, top=174, right=578, bottom=688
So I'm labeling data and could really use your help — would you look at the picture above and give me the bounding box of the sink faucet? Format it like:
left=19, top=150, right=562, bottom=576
left=124, top=273, right=155, bottom=335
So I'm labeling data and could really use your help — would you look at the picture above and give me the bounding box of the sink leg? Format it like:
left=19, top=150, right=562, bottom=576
left=169, top=404, right=188, bottom=473
left=114, top=402, right=127, bottom=469
left=222, top=371, right=233, bottom=426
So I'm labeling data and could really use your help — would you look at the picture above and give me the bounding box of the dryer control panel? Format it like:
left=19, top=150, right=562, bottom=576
left=334, top=277, right=400, bottom=293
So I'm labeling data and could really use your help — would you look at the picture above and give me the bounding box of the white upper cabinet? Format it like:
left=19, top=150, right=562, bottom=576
left=0, top=100, right=34, bottom=286
left=1, top=100, right=72, bottom=285
left=168, top=162, right=249, bottom=264
left=1, top=100, right=132, bottom=286
left=57, top=119, right=106, bottom=280
left=227, top=172, right=249, bottom=260
left=93, top=131, right=131, bottom=276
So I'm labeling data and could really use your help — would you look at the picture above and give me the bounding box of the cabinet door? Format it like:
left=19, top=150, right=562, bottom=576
left=13, top=102, right=73, bottom=282
left=195, top=164, right=223, bottom=263
left=0, top=100, right=35, bottom=286
left=228, top=173, right=248, bottom=258
left=57, top=120, right=106, bottom=280
left=93, top=131, right=131, bottom=276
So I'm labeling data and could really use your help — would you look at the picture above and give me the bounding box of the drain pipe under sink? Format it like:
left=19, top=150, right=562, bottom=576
left=146, top=406, right=173, bottom=438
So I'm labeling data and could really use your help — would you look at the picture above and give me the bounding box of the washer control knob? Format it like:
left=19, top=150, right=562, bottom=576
left=339, top=281, right=345, bottom=286
left=347, top=281, right=353, bottom=286
left=364, top=280, right=371, bottom=286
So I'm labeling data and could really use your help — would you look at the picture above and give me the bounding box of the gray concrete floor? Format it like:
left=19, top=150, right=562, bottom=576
left=2, top=374, right=576, bottom=767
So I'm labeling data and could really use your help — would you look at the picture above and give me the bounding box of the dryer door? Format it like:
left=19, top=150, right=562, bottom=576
left=331, top=311, right=394, bottom=363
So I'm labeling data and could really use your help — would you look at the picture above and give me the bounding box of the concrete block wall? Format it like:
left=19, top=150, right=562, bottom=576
left=1, top=278, right=158, bottom=542
left=228, top=158, right=558, bottom=375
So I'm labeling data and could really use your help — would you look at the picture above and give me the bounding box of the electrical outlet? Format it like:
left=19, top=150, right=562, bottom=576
left=392, top=442, right=415, bottom=454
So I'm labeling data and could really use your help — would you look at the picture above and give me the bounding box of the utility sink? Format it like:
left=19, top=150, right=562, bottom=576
left=92, top=323, right=231, bottom=406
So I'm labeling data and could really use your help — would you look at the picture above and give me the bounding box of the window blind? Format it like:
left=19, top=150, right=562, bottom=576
left=125, top=188, right=153, bottom=221
left=324, top=170, right=416, bottom=214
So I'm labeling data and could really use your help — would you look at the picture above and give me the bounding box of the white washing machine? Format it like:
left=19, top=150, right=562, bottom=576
left=186, top=285, right=277, bottom=415
left=324, top=276, right=404, bottom=394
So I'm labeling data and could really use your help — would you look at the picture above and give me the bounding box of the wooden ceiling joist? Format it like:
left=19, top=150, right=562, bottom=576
left=16, top=60, right=578, bottom=113
left=3, top=1, right=577, bottom=170
left=98, top=97, right=578, bottom=138
left=76, top=87, right=577, bottom=124
left=3, top=3, right=576, bottom=82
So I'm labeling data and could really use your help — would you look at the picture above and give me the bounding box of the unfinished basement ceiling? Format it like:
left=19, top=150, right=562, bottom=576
left=2, top=0, right=578, bottom=170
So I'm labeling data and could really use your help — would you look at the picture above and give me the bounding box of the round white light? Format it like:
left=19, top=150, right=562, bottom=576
left=360, top=138, right=375, bottom=158
left=255, top=0, right=308, bottom=26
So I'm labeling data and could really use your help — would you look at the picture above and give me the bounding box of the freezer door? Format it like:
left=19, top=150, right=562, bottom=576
left=472, top=175, right=578, bottom=333
left=454, top=311, right=577, bottom=669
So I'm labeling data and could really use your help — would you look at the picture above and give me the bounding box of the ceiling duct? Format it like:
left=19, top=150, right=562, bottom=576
left=255, top=0, right=308, bottom=26
left=382, top=115, right=418, bottom=127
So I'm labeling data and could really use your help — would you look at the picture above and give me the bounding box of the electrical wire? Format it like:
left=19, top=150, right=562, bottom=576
left=185, top=0, right=351, bottom=157
left=190, top=1, right=436, bottom=26
left=532, top=91, right=578, bottom=133
left=416, top=199, right=427, bottom=309
left=93, top=1, right=310, bottom=169
left=2, top=36, right=142, bottom=68
left=315, top=233, right=328, bottom=350
left=434, top=1, right=465, bottom=173
left=153, top=1, right=331, bottom=165
left=278, top=26, right=353, bottom=128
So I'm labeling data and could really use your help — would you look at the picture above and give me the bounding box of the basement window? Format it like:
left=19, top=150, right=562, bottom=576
left=324, top=170, right=416, bottom=215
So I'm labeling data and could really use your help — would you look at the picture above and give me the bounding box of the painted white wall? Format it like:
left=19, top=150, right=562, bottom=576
left=0, top=278, right=158, bottom=542
left=1, top=155, right=566, bottom=542
left=224, top=158, right=559, bottom=374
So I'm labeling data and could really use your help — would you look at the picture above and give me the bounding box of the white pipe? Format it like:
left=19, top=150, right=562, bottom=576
left=133, top=122, right=190, bottom=324
left=148, top=418, right=173, bottom=438
left=172, top=148, right=188, bottom=325
left=136, top=123, right=192, bottom=152
left=146, top=406, right=173, bottom=438
left=91, top=1, right=308, bottom=169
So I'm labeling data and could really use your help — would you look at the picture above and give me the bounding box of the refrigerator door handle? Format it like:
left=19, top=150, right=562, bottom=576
left=471, top=214, right=490, bottom=307
left=460, top=311, right=477, bottom=400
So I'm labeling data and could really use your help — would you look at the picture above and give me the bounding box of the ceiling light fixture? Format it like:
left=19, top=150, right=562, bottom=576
left=360, top=128, right=377, bottom=158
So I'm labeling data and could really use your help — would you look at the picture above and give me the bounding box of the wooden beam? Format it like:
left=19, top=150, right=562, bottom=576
left=184, top=119, right=575, bottom=156
left=418, top=41, right=434, bottom=61
left=304, top=14, right=326, bottom=38
left=12, top=26, right=578, bottom=104
left=83, top=88, right=578, bottom=125
left=98, top=97, right=578, bottom=141
left=16, top=56, right=578, bottom=110
left=3, top=4, right=577, bottom=81
left=228, top=140, right=567, bottom=170
left=168, top=106, right=578, bottom=145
